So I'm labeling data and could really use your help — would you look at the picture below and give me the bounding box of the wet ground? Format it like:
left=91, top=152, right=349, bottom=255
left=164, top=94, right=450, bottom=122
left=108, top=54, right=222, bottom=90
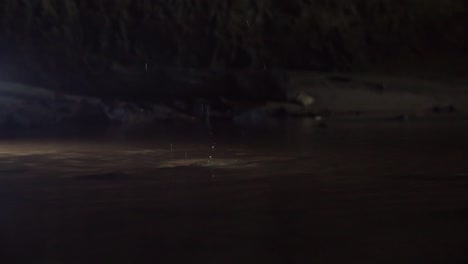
left=1, top=118, right=468, bottom=263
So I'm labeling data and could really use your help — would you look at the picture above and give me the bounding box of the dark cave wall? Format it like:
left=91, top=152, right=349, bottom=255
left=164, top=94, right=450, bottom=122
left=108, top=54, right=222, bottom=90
left=0, top=0, right=466, bottom=94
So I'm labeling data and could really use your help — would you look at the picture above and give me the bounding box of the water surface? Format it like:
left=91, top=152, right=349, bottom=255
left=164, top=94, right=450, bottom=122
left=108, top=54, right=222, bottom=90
left=1, top=119, right=468, bottom=263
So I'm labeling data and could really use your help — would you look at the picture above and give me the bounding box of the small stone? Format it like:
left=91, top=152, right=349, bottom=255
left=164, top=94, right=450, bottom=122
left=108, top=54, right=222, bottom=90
left=296, top=92, right=315, bottom=107
left=287, top=91, right=315, bottom=107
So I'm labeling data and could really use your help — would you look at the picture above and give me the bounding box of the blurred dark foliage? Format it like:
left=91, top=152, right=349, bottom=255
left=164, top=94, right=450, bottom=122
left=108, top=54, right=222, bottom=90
left=0, top=0, right=466, bottom=96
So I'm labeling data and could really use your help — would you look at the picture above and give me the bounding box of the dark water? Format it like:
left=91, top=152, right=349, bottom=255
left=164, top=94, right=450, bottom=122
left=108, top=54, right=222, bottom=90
left=1, top=119, right=468, bottom=263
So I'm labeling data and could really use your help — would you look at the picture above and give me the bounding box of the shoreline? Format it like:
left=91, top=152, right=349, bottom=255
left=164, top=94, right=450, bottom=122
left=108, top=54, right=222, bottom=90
left=0, top=71, right=466, bottom=132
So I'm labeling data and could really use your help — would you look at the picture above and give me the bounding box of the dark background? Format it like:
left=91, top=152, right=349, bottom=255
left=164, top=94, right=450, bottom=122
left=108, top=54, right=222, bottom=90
left=0, top=0, right=466, bottom=98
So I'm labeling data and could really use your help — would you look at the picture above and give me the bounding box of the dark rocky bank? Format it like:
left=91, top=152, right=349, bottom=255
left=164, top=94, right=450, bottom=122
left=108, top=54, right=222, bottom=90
left=0, top=0, right=466, bottom=101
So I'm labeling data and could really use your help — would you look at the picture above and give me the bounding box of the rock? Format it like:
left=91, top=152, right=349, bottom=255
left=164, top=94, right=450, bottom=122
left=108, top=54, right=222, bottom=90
left=296, top=92, right=315, bottom=106
left=287, top=90, right=315, bottom=107
left=104, top=102, right=127, bottom=123
left=0, top=81, right=200, bottom=129
left=104, top=102, right=152, bottom=124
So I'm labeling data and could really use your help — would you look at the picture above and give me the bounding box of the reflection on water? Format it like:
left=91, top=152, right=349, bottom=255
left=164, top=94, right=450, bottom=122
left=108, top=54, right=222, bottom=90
left=1, top=119, right=468, bottom=263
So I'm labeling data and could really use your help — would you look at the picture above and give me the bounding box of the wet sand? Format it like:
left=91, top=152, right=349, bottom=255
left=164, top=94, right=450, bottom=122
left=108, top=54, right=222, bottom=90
left=1, top=119, right=468, bottom=263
